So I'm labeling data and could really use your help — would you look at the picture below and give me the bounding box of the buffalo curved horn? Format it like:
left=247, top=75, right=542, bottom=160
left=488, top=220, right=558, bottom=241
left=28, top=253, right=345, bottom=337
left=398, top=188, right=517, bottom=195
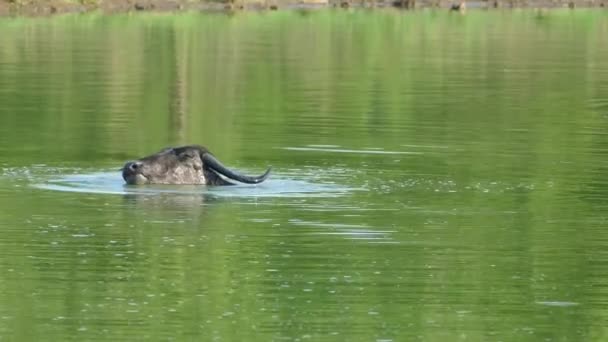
left=202, top=152, right=271, bottom=184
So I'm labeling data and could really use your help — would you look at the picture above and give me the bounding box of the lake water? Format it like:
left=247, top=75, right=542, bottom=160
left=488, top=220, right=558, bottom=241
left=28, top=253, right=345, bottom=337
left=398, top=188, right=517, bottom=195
left=1, top=9, right=608, bottom=341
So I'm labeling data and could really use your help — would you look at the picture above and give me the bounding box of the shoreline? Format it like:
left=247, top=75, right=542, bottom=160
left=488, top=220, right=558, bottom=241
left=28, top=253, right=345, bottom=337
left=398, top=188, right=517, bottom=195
left=0, top=0, right=606, bottom=17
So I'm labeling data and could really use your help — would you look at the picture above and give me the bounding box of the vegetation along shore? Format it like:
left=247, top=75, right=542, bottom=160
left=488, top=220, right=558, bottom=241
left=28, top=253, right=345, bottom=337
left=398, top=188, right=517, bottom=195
left=0, top=0, right=606, bottom=18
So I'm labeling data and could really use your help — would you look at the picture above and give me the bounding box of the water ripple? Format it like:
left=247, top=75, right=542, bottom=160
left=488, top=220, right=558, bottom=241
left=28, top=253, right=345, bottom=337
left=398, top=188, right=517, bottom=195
left=29, top=170, right=356, bottom=198
left=282, top=146, right=423, bottom=155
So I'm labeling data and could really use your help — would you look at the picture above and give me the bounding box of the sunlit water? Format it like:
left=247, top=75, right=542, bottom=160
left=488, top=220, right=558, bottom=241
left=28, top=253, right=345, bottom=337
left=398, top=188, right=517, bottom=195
left=1, top=9, right=608, bottom=341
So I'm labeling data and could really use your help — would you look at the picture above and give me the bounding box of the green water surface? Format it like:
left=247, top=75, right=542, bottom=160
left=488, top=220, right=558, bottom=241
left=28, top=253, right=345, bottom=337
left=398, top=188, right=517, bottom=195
left=1, top=9, right=608, bottom=341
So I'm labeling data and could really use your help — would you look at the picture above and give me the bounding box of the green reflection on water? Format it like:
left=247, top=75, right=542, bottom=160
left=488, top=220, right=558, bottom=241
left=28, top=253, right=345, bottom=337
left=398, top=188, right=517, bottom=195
left=1, top=9, right=608, bottom=341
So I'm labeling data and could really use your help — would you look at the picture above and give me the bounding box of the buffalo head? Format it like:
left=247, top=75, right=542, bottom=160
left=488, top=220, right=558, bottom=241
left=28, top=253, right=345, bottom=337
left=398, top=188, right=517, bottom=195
left=122, top=145, right=271, bottom=185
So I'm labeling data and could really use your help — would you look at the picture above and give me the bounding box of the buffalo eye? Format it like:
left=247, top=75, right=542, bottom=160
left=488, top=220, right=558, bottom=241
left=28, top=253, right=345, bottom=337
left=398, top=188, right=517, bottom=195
left=178, top=150, right=197, bottom=160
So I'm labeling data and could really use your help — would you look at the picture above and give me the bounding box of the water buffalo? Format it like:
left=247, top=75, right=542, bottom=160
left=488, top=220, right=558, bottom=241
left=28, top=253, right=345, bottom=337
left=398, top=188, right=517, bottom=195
left=122, top=145, right=271, bottom=185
